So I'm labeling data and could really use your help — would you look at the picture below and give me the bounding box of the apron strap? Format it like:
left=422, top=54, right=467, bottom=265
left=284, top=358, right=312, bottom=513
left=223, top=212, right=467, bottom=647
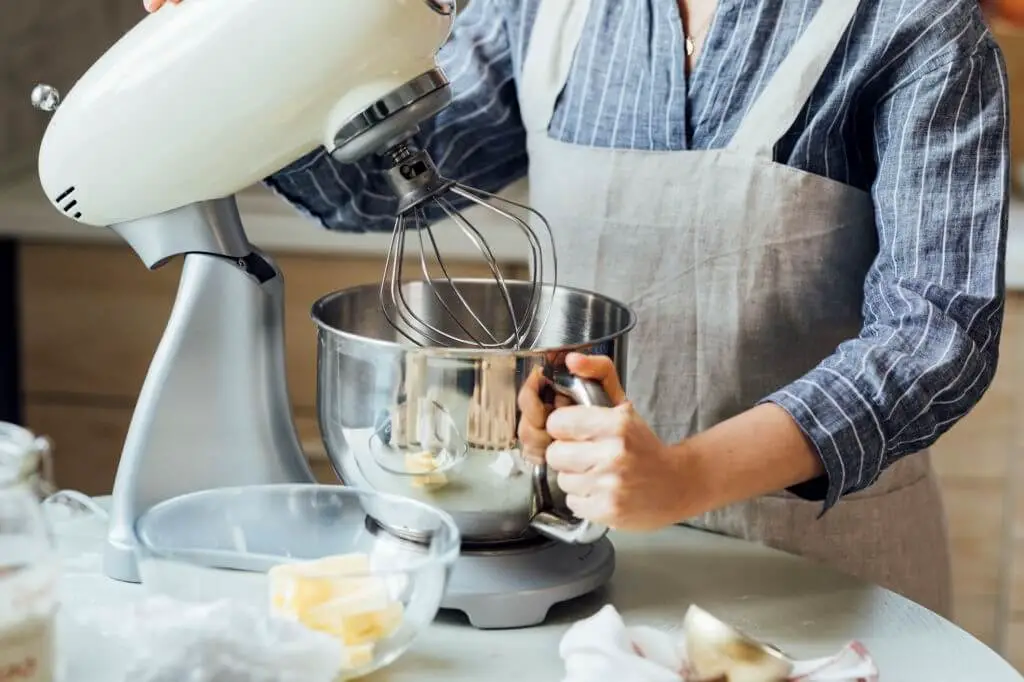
left=727, top=1, right=862, bottom=159
left=518, top=0, right=593, bottom=134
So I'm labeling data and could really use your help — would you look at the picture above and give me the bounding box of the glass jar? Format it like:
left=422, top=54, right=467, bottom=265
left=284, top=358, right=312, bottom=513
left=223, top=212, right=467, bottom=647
left=0, top=485, right=58, bottom=682
left=0, top=424, right=53, bottom=499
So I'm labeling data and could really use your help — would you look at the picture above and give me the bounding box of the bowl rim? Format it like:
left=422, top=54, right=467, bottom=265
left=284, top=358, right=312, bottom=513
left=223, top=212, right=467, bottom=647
left=309, top=278, right=639, bottom=356
left=132, top=483, right=463, bottom=576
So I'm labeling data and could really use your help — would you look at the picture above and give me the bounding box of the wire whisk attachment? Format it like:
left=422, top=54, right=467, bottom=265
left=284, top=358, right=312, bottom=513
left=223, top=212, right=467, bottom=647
left=379, top=142, right=557, bottom=350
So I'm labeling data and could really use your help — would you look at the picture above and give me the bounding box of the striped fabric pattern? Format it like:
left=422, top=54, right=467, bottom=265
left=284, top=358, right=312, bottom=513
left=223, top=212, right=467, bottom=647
left=265, top=0, right=1010, bottom=509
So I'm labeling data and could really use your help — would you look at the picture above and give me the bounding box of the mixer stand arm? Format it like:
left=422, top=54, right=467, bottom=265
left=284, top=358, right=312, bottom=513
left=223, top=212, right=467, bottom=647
left=104, top=196, right=316, bottom=583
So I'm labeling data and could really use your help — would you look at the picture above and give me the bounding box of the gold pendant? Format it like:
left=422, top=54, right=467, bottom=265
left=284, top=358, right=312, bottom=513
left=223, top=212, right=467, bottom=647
left=685, top=35, right=695, bottom=56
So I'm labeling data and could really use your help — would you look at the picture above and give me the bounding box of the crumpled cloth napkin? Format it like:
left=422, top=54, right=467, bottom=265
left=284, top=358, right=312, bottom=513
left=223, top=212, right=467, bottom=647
left=559, top=605, right=879, bottom=682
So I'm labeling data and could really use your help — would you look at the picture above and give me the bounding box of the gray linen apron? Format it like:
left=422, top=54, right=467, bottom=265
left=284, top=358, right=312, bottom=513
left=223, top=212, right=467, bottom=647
left=520, top=0, right=953, bottom=616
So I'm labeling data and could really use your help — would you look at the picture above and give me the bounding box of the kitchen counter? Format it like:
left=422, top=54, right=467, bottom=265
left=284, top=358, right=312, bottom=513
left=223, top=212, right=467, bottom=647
left=2, top=176, right=1023, bottom=291
left=52, top=502, right=1022, bottom=681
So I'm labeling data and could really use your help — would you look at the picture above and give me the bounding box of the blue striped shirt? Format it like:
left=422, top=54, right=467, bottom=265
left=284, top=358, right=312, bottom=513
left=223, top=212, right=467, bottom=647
left=266, top=0, right=1010, bottom=511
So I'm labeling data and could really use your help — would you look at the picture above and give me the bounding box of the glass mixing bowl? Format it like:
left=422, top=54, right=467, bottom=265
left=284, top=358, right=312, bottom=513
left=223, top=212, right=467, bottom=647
left=133, top=484, right=461, bottom=680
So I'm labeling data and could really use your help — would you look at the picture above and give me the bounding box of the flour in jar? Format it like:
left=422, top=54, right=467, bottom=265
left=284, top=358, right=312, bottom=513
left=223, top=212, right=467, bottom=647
left=0, top=565, right=57, bottom=682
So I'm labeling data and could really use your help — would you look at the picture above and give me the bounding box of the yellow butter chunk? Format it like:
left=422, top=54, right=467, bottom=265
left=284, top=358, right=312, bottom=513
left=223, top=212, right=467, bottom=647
left=268, top=554, right=372, bottom=616
left=268, top=553, right=405, bottom=670
left=404, top=450, right=448, bottom=489
left=341, top=643, right=376, bottom=670
left=307, top=598, right=405, bottom=646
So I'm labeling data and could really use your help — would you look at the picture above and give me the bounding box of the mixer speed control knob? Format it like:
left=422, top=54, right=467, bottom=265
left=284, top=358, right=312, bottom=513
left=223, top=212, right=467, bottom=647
left=30, top=84, right=61, bottom=113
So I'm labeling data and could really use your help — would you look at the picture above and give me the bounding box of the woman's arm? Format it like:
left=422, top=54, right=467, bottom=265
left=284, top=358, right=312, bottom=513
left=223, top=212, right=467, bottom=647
left=264, top=0, right=528, bottom=233
left=759, top=26, right=1010, bottom=512
left=533, top=33, right=1011, bottom=527
left=519, top=7, right=1009, bottom=531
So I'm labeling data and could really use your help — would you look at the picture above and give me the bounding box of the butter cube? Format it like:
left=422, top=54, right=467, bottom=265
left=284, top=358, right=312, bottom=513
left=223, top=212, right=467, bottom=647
left=307, top=598, right=404, bottom=646
left=268, top=554, right=372, bottom=617
left=405, top=450, right=448, bottom=489
left=489, top=450, right=522, bottom=479
left=303, top=576, right=392, bottom=628
left=268, top=553, right=405, bottom=671
left=341, top=643, right=376, bottom=670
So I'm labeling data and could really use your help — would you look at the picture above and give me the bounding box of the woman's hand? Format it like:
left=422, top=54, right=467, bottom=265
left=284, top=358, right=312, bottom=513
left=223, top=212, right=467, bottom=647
left=516, top=352, right=827, bottom=530
left=144, top=0, right=182, bottom=12
left=517, top=353, right=695, bottom=531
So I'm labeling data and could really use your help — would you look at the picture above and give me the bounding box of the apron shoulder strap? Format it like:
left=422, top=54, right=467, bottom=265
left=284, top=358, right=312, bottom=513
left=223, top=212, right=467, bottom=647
left=518, top=0, right=593, bottom=134
left=727, top=1, right=862, bottom=159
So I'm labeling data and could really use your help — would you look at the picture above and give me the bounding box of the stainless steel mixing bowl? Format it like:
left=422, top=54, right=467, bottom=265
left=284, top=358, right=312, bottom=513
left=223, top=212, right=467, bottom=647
left=311, top=279, right=636, bottom=546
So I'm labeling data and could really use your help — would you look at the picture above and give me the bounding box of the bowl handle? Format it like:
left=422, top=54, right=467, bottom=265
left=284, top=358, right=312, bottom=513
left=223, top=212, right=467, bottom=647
left=528, top=369, right=613, bottom=545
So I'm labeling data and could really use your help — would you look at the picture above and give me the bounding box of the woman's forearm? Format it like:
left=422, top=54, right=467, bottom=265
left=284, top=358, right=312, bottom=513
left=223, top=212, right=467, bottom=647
left=675, top=403, right=825, bottom=516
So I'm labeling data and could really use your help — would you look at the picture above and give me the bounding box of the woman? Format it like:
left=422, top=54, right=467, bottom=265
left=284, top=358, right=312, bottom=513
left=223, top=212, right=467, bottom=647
left=147, top=0, right=1009, bottom=616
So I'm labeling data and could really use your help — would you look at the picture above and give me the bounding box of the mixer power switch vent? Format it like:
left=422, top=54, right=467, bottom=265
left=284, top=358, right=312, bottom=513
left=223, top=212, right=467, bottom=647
left=52, top=186, right=83, bottom=220
left=236, top=252, right=277, bottom=284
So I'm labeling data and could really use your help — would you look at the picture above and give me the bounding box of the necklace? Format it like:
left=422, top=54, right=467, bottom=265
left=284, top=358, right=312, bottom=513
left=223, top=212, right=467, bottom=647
left=683, top=10, right=715, bottom=56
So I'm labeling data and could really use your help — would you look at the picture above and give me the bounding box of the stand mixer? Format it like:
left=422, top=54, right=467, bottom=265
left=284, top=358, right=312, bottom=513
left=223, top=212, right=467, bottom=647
left=30, top=0, right=631, bottom=629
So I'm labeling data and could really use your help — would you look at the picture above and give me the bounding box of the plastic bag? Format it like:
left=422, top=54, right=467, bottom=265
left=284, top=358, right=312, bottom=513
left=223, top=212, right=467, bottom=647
left=68, top=596, right=342, bottom=682
left=43, top=491, right=342, bottom=681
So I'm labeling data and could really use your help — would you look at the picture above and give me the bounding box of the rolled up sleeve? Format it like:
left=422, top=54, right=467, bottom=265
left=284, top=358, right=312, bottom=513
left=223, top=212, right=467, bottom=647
left=263, top=0, right=528, bottom=233
left=764, top=45, right=1010, bottom=511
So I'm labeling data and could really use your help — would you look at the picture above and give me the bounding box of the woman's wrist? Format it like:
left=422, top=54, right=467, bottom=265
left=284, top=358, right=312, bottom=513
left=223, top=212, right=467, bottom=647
left=671, top=403, right=826, bottom=517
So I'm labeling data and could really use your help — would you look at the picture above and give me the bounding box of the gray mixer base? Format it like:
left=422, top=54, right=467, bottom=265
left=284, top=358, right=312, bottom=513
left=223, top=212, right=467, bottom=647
left=441, top=536, right=615, bottom=629
left=103, top=497, right=613, bottom=630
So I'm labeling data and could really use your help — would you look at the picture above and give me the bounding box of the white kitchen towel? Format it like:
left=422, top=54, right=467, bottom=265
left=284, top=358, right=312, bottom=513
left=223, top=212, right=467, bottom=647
left=559, top=605, right=880, bottom=682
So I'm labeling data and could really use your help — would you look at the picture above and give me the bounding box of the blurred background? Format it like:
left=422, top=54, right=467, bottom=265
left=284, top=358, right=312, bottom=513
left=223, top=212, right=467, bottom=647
left=0, top=0, right=1022, bottom=667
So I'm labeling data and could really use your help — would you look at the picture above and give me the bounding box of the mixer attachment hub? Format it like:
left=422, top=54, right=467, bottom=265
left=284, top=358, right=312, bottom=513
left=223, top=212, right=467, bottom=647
left=330, top=69, right=453, bottom=165
left=383, top=142, right=455, bottom=214
left=321, top=68, right=561, bottom=353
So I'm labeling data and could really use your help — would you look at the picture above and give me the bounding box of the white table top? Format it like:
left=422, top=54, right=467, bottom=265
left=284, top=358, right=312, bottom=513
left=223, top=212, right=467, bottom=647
left=51, top=509, right=1021, bottom=682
